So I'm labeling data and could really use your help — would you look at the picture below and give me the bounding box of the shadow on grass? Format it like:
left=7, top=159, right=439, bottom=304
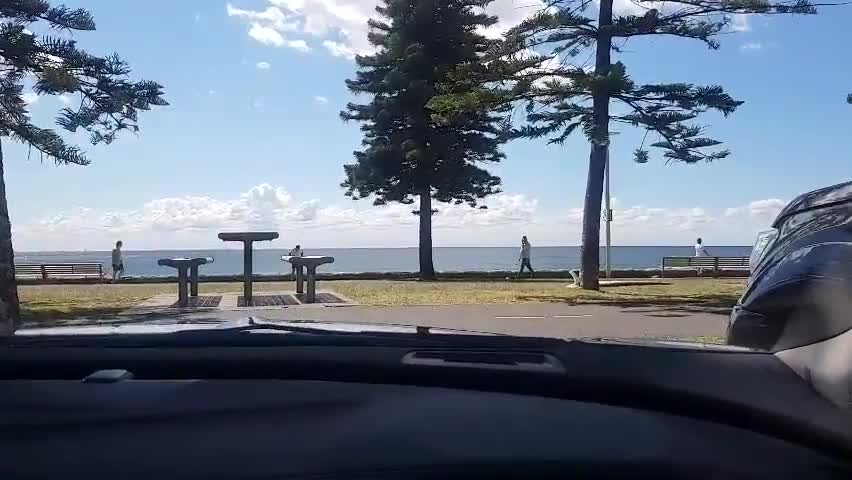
left=20, top=305, right=227, bottom=329
left=513, top=291, right=738, bottom=317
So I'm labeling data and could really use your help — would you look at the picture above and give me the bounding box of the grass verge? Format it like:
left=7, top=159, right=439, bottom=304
left=19, top=278, right=745, bottom=323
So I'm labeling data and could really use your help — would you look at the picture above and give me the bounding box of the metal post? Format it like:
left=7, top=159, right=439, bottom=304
left=177, top=267, right=188, bottom=307
left=190, top=265, right=199, bottom=297
left=295, top=265, right=304, bottom=294
left=243, top=241, right=253, bottom=304
left=604, top=147, right=612, bottom=279
left=306, top=267, right=316, bottom=303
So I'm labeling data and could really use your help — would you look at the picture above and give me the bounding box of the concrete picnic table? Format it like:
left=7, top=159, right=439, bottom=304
left=281, top=255, right=334, bottom=303
left=218, top=231, right=279, bottom=304
left=157, top=257, right=214, bottom=307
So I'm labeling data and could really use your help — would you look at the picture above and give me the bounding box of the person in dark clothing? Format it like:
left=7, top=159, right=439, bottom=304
left=516, top=236, right=534, bottom=278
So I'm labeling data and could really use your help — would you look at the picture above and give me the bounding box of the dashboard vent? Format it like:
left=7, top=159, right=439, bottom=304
left=402, top=350, right=565, bottom=373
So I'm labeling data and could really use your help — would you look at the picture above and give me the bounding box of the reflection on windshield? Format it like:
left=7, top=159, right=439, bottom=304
left=0, top=0, right=849, bottom=353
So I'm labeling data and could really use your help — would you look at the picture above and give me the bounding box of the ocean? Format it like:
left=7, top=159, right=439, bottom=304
left=15, top=246, right=753, bottom=277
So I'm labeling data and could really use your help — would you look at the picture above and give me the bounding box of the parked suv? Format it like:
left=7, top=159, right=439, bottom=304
left=727, top=180, right=852, bottom=351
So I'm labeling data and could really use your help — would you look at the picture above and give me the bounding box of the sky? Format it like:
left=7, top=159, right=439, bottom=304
left=5, top=0, right=851, bottom=251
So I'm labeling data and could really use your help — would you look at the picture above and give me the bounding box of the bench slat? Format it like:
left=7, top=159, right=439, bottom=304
left=661, top=256, right=749, bottom=277
left=16, top=263, right=103, bottom=279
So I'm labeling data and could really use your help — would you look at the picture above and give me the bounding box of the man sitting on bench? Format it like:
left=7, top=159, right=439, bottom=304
left=287, top=244, right=303, bottom=277
left=694, top=237, right=710, bottom=275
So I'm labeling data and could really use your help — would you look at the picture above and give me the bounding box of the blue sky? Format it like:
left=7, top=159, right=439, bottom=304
left=6, top=0, right=851, bottom=250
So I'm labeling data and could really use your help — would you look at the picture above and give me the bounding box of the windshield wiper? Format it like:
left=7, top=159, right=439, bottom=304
left=177, top=321, right=351, bottom=337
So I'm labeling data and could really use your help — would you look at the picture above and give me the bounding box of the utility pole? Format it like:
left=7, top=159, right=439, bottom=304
left=604, top=146, right=612, bottom=278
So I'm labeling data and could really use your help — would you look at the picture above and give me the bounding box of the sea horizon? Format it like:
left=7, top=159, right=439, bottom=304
left=14, top=245, right=755, bottom=276
left=16, top=244, right=752, bottom=254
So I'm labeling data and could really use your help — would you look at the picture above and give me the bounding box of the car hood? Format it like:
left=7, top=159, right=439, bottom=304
left=773, top=180, right=852, bottom=226
left=16, top=317, right=498, bottom=337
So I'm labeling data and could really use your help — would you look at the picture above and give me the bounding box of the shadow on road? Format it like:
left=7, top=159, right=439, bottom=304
left=20, top=307, right=225, bottom=329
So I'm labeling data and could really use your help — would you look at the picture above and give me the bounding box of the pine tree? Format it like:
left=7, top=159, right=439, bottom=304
left=0, top=1, right=167, bottom=333
left=432, top=0, right=835, bottom=289
left=341, top=0, right=509, bottom=280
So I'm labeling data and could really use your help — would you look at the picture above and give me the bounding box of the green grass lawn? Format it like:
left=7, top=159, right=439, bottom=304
left=325, top=278, right=745, bottom=307
left=19, top=278, right=746, bottom=323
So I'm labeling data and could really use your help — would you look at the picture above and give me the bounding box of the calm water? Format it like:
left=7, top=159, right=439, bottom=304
left=15, top=246, right=752, bottom=277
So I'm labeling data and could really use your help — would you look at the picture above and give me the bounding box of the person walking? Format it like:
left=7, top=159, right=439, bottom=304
left=516, top=236, right=534, bottom=278
left=287, top=244, right=304, bottom=277
left=111, top=240, right=125, bottom=282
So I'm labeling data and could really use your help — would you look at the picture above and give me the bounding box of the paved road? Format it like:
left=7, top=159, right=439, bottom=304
left=64, top=302, right=730, bottom=340
left=243, top=303, right=729, bottom=339
left=25, top=302, right=728, bottom=338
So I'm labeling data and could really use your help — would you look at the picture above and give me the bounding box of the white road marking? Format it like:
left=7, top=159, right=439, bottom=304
left=552, top=314, right=593, bottom=318
left=494, top=315, right=545, bottom=319
left=494, top=314, right=593, bottom=319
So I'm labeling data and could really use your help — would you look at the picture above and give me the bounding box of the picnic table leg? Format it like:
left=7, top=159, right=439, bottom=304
left=295, top=265, right=304, bottom=294
left=177, top=267, right=189, bottom=307
left=306, top=267, right=316, bottom=303
left=243, top=241, right=253, bottom=304
left=190, top=265, right=199, bottom=297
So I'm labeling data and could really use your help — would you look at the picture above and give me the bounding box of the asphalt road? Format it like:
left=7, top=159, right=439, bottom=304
left=22, top=299, right=731, bottom=340
left=211, top=303, right=730, bottom=340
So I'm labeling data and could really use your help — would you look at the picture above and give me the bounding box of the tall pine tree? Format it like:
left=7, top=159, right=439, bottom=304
left=0, top=1, right=166, bottom=334
left=341, top=0, right=509, bottom=280
left=432, top=0, right=835, bottom=289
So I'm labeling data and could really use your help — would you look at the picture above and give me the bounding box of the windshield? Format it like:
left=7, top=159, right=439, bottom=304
left=1, top=0, right=849, bottom=356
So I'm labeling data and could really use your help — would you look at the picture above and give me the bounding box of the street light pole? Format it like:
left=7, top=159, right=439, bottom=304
left=604, top=147, right=612, bottom=278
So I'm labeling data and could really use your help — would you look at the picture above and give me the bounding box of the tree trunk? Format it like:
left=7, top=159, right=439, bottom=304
left=579, top=0, right=614, bottom=290
left=0, top=139, right=20, bottom=335
left=418, top=190, right=436, bottom=280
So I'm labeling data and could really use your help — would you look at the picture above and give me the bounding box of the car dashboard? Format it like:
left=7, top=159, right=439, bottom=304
left=0, top=336, right=850, bottom=479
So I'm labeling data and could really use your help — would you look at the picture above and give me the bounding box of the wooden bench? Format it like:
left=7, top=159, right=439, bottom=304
left=15, top=263, right=104, bottom=280
left=660, top=256, right=749, bottom=277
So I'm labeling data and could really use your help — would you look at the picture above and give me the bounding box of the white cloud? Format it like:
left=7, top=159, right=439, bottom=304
left=730, top=14, right=750, bottom=32
left=286, top=39, right=311, bottom=52
left=740, top=42, right=763, bottom=51
left=12, top=184, right=788, bottom=250
left=22, top=92, right=38, bottom=105
left=322, top=40, right=357, bottom=59
left=194, top=12, right=202, bottom=22
left=14, top=184, right=543, bottom=249
left=248, top=23, right=286, bottom=46
left=724, top=199, right=785, bottom=219
left=227, top=3, right=296, bottom=30
left=208, top=89, right=216, bottom=96
left=610, top=0, right=651, bottom=16
left=227, top=0, right=550, bottom=60
left=256, top=61, right=272, bottom=69
left=314, top=95, right=329, bottom=104
left=57, top=93, right=72, bottom=104
left=479, top=0, right=546, bottom=39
